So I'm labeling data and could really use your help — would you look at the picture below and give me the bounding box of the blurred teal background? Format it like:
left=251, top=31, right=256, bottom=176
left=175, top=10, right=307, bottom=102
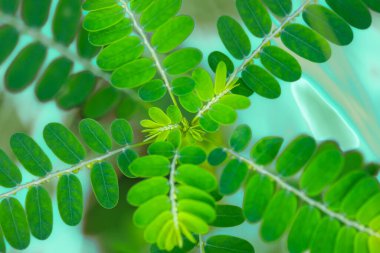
left=0, top=0, right=379, bottom=252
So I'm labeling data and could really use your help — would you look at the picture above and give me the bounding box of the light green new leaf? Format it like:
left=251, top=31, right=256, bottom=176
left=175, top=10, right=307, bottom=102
left=129, top=155, right=170, bottom=177
left=192, top=68, right=214, bottom=102
left=281, top=24, right=331, bottom=63
left=211, top=205, right=244, bottom=227
left=242, top=64, right=281, bottom=99
left=43, top=123, right=86, bottom=164
left=243, top=174, right=274, bottom=223
left=200, top=112, right=220, bottom=133
left=260, top=46, right=302, bottom=82
left=209, top=103, right=237, bottom=125
left=326, top=0, right=371, bottom=29
left=335, top=227, right=356, bottom=253
left=205, top=235, right=255, bottom=253
left=79, top=119, right=112, bottom=154
left=25, top=186, right=53, bottom=240
left=179, top=146, right=206, bottom=165
left=140, top=0, right=181, bottom=32
left=133, top=195, right=171, bottom=228
left=310, top=217, right=340, bottom=253
left=166, top=105, right=182, bottom=124
left=236, top=0, right=272, bottom=38
left=357, top=192, right=380, bottom=225
left=261, top=190, right=297, bottom=241
left=276, top=135, right=316, bottom=177
left=262, top=0, right=292, bottom=17
left=176, top=164, right=216, bottom=192
left=230, top=124, right=252, bottom=152
left=0, top=149, right=22, bottom=188
left=219, top=159, right=248, bottom=195
left=96, top=36, right=144, bottom=70
left=178, top=199, right=216, bottom=223
left=250, top=136, right=283, bottom=165
left=163, top=48, right=202, bottom=75
left=111, top=118, right=133, bottom=145
left=149, top=107, right=171, bottom=125
left=138, top=79, right=167, bottom=102
left=111, top=58, right=156, bottom=88
left=217, top=16, right=251, bottom=59
left=214, top=61, right=227, bottom=95
left=57, top=174, right=83, bottom=226
left=303, top=5, right=354, bottom=46
left=151, top=15, right=194, bottom=53
left=83, top=5, right=125, bottom=32
left=91, top=162, right=119, bottom=209
left=10, top=133, right=52, bottom=177
left=0, top=198, right=30, bottom=250
left=127, top=177, right=170, bottom=206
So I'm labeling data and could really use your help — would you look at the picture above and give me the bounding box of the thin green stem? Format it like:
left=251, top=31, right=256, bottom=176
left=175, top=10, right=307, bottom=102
left=0, top=141, right=150, bottom=200
left=169, top=151, right=180, bottom=231
left=225, top=148, right=380, bottom=239
left=199, top=235, right=205, bottom=253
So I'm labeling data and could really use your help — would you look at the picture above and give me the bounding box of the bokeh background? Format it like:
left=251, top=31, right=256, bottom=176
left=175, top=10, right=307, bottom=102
left=0, top=0, right=379, bottom=252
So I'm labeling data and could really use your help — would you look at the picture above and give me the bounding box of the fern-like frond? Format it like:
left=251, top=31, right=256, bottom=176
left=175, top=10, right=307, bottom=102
left=209, top=124, right=380, bottom=252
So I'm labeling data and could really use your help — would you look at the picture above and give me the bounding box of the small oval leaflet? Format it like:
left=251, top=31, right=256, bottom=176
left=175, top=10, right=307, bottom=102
left=117, top=148, right=139, bottom=177
left=25, top=186, right=53, bottom=240
left=129, top=155, right=170, bottom=177
left=91, top=162, right=119, bottom=209
left=0, top=149, right=22, bottom=188
left=138, top=79, right=167, bottom=102
left=127, top=177, right=170, bottom=206
left=211, top=205, right=245, bottom=227
left=83, top=5, right=125, bottom=32
left=205, top=235, right=255, bottom=253
left=57, top=174, right=83, bottom=226
left=208, top=148, right=227, bottom=166
left=250, top=136, right=284, bottom=165
left=178, top=145, right=207, bottom=165
left=79, top=118, right=112, bottom=154
left=111, top=118, right=134, bottom=145
left=43, top=122, right=86, bottom=165
left=176, top=164, right=217, bottom=192
left=219, top=159, right=248, bottom=195
left=209, top=103, right=237, bottom=125
left=229, top=124, right=252, bottom=152
left=262, top=0, right=292, bottom=17
left=163, top=48, right=202, bottom=75
left=148, top=142, right=175, bottom=158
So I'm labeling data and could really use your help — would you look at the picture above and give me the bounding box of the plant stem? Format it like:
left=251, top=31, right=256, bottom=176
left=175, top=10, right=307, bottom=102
left=199, top=235, right=205, bottom=253
left=192, top=0, right=312, bottom=123
left=169, top=152, right=180, bottom=231
left=225, top=148, right=380, bottom=239
left=121, top=1, right=179, bottom=107
left=0, top=142, right=150, bottom=200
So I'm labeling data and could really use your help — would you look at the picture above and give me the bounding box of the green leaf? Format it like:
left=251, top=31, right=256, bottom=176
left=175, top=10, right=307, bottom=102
left=0, top=25, right=19, bottom=65
left=208, top=148, right=227, bottom=166
left=300, top=145, right=344, bottom=196
left=91, top=162, right=119, bottom=209
left=140, top=0, right=181, bottom=32
left=231, top=78, right=254, bottom=97
left=5, top=42, right=46, bottom=92
left=236, top=0, right=271, bottom=38
left=0, top=227, right=5, bottom=253
left=260, top=46, right=302, bottom=82
left=111, top=58, right=156, bottom=88
left=276, top=135, right=316, bottom=177
left=52, top=0, right=81, bottom=45
left=164, top=48, right=202, bottom=75
left=172, top=77, right=195, bottom=96
left=96, top=36, right=144, bottom=70
left=208, top=51, right=234, bottom=74
left=25, top=186, right=53, bottom=240
left=56, top=71, right=96, bottom=109
left=357, top=192, right=380, bottom=225
left=133, top=195, right=171, bottom=228
left=82, top=0, right=118, bottom=11
left=0, top=0, right=20, bottom=15
left=149, top=107, right=171, bottom=125
left=199, top=112, right=220, bottom=133
left=178, top=212, right=208, bottom=235
left=363, top=0, right=380, bottom=12
left=129, top=155, right=170, bottom=177
left=214, top=62, right=227, bottom=95
left=57, top=174, right=83, bottom=226
left=281, top=24, right=331, bottom=63
left=151, top=15, right=194, bottom=53
left=261, top=190, right=297, bottom=241
left=242, top=64, right=281, bottom=99
left=139, top=79, right=167, bottom=102
left=302, top=5, right=354, bottom=46
left=130, top=0, right=152, bottom=13
left=176, top=164, right=216, bottom=192
left=79, top=119, right=112, bottom=154
left=229, top=124, right=252, bottom=152
left=262, top=0, right=292, bottom=17
left=111, top=118, right=133, bottom=145
left=83, top=5, right=125, bottom=32
left=219, top=94, right=251, bottom=110
left=217, top=16, right=251, bottom=59
left=166, top=105, right=182, bottom=124
left=21, top=0, right=51, bottom=27
left=179, top=92, right=202, bottom=114
left=243, top=174, right=274, bottom=223
left=43, top=122, right=86, bottom=164
left=0, top=198, right=30, bottom=250
left=148, top=142, right=175, bottom=158
left=310, top=217, right=340, bottom=253
left=178, top=146, right=206, bottom=165
left=82, top=86, right=121, bottom=119
left=211, top=205, right=244, bottom=227
left=10, top=133, right=52, bottom=177
left=287, top=206, right=321, bottom=253
left=0, top=149, right=22, bottom=188
left=250, top=136, right=283, bottom=165
left=335, top=227, right=355, bottom=253
left=209, top=103, right=237, bottom=125
left=88, top=19, right=132, bottom=46
left=35, top=57, right=73, bottom=102
left=219, top=159, right=248, bottom=195
left=177, top=185, right=215, bottom=208
left=192, top=68, right=214, bottom=102
left=128, top=177, right=170, bottom=206
left=326, top=0, right=371, bottom=29
left=117, top=149, right=138, bottom=177
left=205, top=235, right=255, bottom=253
left=178, top=199, right=216, bottom=223
left=355, top=233, right=369, bottom=253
